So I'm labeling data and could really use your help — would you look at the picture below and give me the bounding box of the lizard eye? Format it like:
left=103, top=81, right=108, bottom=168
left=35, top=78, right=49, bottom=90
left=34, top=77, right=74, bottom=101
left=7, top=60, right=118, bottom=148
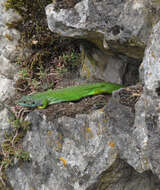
left=23, top=101, right=26, bottom=104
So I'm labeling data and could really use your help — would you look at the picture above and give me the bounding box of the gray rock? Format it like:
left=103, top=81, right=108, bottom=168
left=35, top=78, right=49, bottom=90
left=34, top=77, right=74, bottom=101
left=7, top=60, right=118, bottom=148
left=80, top=41, right=141, bottom=84
left=46, top=0, right=149, bottom=83
left=6, top=106, right=160, bottom=190
left=0, top=106, right=13, bottom=143
left=46, top=0, right=151, bottom=59
left=95, top=159, right=157, bottom=190
left=7, top=110, right=118, bottom=190
left=104, top=0, right=149, bottom=59
left=140, top=20, right=160, bottom=90
left=0, top=0, right=22, bottom=62
left=134, top=20, right=160, bottom=180
left=104, top=86, right=149, bottom=173
left=80, top=42, right=127, bottom=83
left=0, top=75, right=15, bottom=102
left=0, top=0, right=28, bottom=103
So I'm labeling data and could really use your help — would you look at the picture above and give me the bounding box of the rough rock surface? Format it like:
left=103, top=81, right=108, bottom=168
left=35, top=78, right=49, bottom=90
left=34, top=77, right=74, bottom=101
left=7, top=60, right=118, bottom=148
left=0, top=0, right=29, bottom=151
left=0, top=0, right=22, bottom=62
left=80, top=42, right=127, bottom=84
left=46, top=0, right=149, bottom=83
left=6, top=109, right=160, bottom=190
left=105, top=87, right=145, bottom=172
left=102, top=18, right=160, bottom=187
left=0, top=1, right=23, bottom=149
left=134, top=20, right=160, bottom=180
left=7, top=110, right=118, bottom=190
left=80, top=41, right=141, bottom=84
left=0, top=106, right=14, bottom=143
left=46, top=0, right=150, bottom=54
left=0, top=0, right=22, bottom=102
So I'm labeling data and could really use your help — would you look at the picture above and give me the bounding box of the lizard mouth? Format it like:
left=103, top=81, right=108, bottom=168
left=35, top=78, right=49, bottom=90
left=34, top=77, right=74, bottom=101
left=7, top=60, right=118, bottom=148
left=17, top=102, right=37, bottom=108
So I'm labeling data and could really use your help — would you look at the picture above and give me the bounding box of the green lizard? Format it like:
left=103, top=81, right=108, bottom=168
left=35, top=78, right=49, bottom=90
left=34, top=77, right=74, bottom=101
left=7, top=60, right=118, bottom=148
left=17, top=82, right=124, bottom=108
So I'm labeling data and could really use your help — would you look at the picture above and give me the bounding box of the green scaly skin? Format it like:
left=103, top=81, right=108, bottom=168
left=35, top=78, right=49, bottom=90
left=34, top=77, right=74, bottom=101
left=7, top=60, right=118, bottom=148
left=17, top=82, right=124, bottom=108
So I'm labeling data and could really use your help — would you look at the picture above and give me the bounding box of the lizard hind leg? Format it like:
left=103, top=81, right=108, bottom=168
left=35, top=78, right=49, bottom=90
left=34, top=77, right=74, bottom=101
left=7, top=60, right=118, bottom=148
left=38, top=99, right=49, bottom=109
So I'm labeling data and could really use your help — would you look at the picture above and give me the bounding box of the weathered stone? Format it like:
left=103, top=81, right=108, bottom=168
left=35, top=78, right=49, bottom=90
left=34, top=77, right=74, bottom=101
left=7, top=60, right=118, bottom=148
left=80, top=41, right=141, bottom=84
left=6, top=105, right=160, bottom=190
left=46, top=0, right=149, bottom=83
left=104, top=86, right=149, bottom=173
left=134, top=20, right=160, bottom=180
left=0, top=55, right=17, bottom=78
left=0, top=75, right=15, bottom=102
left=46, top=0, right=151, bottom=59
left=0, top=0, right=22, bottom=62
left=7, top=110, right=118, bottom=190
left=95, top=159, right=157, bottom=190
left=0, top=0, right=27, bottom=103
left=0, top=107, right=13, bottom=143
left=80, top=42, right=127, bottom=83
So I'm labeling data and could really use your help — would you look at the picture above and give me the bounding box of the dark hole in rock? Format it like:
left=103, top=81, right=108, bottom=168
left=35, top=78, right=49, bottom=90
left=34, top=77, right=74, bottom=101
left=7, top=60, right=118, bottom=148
left=123, top=59, right=142, bottom=86
left=145, top=113, right=158, bottom=131
left=111, top=25, right=121, bottom=35
left=156, top=84, right=160, bottom=96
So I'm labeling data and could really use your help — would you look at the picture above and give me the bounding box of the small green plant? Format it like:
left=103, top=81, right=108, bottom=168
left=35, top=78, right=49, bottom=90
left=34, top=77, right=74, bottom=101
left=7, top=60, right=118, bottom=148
left=15, top=150, right=30, bottom=161
left=59, top=51, right=81, bottom=72
left=0, top=118, right=31, bottom=187
left=18, top=68, right=30, bottom=80
left=29, top=79, right=41, bottom=90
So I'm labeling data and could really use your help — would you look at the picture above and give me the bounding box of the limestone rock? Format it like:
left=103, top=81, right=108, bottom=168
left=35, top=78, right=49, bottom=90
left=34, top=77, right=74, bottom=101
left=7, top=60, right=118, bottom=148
left=46, top=0, right=150, bottom=83
left=0, top=75, right=15, bottom=102
left=0, top=0, right=22, bottom=101
left=0, top=107, right=13, bottom=143
left=6, top=106, right=160, bottom=190
left=80, top=42, right=127, bottom=83
left=134, top=20, right=160, bottom=180
left=7, top=110, right=118, bottom=190
left=46, top=0, right=150, bottom=57
left=0, top=0, right=22, bottom=62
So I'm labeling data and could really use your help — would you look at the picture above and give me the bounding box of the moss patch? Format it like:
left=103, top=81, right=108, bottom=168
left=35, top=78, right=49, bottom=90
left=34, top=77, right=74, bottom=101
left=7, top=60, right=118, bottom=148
left=0, top=113, right=30, bottom=189
left=5, top=0, right=81, bottom=95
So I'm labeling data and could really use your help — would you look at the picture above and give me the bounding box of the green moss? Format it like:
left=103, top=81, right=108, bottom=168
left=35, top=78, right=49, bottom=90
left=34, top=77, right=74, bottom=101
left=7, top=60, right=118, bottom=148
left=0, top=115, right=30, bottom=189
left=4, top=0, right=80, bottom=62
left=5, top=0, right=80, bottom=93
left=152, top=0, right=160, bottom=4
left=106, top=36, right=145, bottom=59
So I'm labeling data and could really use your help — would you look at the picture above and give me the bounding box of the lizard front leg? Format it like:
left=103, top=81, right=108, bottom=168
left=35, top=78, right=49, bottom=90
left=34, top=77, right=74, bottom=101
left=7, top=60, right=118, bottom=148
left=38, top=99, right=49, bottom=109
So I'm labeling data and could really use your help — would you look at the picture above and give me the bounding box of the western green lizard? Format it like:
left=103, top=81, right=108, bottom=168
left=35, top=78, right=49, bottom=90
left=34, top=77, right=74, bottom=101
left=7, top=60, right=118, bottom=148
left=17, top=82, right=124, bottom=108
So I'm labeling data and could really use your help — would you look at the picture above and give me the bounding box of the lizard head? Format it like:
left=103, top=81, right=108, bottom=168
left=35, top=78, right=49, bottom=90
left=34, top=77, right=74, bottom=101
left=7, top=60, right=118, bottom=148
left=17, top=95, right=42, bottom=108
